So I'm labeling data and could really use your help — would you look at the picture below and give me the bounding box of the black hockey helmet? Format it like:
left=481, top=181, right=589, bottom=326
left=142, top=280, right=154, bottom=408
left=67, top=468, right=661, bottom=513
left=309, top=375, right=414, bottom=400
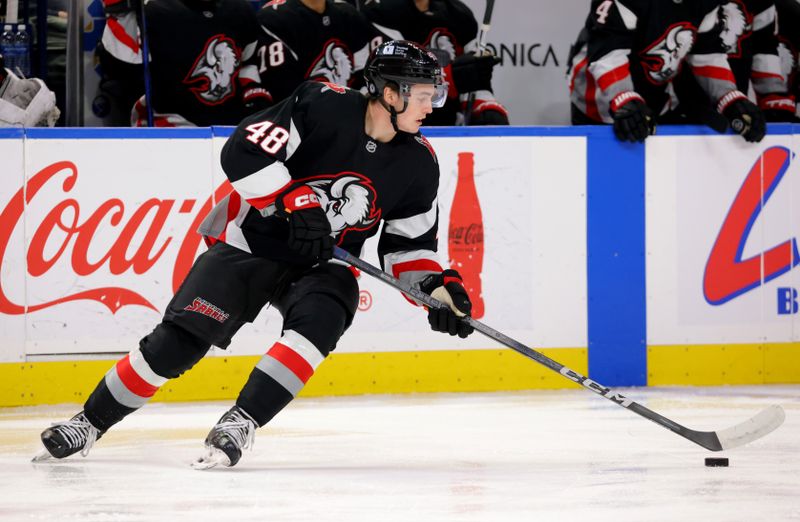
left=364, top=40, right=448, bottom=108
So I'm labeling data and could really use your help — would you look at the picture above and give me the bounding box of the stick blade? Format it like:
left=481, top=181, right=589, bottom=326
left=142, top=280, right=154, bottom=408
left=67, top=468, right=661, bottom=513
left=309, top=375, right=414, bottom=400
left=716, top=405, right=786, bottom=451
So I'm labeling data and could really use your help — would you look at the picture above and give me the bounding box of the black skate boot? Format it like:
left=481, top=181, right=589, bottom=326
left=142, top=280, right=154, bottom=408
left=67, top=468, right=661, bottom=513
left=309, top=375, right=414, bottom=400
left=32, top=411, right=102, bottom=461
left=192, top=406, right=257, bottom=470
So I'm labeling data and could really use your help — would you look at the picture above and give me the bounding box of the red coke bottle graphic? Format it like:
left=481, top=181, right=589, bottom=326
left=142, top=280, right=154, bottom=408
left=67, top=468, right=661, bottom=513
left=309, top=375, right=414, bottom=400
left=448, top=152, right=485, bottom=318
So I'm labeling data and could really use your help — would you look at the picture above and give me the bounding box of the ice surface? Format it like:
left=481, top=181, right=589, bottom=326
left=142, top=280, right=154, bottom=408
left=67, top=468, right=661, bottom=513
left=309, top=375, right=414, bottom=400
left=1, top=385, right=798, bottom=522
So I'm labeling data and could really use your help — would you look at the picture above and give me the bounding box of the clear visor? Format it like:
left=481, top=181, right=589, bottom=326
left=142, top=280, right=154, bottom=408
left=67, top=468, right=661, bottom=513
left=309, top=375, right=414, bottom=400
left=399, top=80, right=449, bottom=108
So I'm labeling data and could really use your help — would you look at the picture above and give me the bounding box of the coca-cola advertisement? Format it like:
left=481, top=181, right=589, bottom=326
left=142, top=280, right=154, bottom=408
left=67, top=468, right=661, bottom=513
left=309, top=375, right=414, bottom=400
left=0, top=130, right=590, bottom=362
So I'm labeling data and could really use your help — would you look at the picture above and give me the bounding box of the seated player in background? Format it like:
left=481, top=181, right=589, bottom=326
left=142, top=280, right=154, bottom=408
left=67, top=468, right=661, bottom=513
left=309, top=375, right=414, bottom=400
left=253, top=0, right=385, bottom=103
left=775, top=0, right=800, bottom=120
left=97, top=0, right=272, bottom=126
left=672, top=0, right=798, bottom=129
left=0, top=52, right=60, bottom=127
left=359, top=0, right=509, bottom=126
left=33, top=40, right=475, bottom=469
left=568, top=0, right=766, bottom=143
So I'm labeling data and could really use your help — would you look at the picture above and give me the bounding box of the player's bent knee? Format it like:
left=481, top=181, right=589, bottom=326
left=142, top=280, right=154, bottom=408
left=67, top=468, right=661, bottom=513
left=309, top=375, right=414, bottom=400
left=283, top=293, right=350, bottom=356
left=138, top=321, right=211, bottom=379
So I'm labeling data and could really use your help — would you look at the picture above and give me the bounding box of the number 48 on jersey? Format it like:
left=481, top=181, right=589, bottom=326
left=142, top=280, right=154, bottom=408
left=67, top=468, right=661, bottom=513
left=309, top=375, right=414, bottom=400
left=245, top=120, right=290, bottom=154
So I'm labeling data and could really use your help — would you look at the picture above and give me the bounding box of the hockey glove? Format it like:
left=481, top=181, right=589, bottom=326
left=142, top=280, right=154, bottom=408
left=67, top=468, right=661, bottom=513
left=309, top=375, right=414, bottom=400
left=718, top=91, right=766, bottom=143
left=242, top=86, right=273, bottom=113
left=275, top=185, right=333, bottom=260
left=468, top=99, right=510, bottom=125
left=610, top=92, right=655, bottom=143
left=419, top=269, right=474, bottom=338
left=759, top=95, right=798, bottom=123
left=452, top=52, right=500, bottom=94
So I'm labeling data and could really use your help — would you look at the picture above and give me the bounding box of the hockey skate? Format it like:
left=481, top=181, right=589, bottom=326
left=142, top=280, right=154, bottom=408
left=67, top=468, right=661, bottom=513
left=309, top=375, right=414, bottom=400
left=192, top=406, right=257, bottom=470
left=32, top=411, right=102, bottom=462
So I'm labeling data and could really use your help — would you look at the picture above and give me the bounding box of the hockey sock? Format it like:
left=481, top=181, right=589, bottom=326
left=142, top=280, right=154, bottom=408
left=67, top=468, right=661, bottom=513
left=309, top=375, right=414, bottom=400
left=236, top=330, right=326, bottom=426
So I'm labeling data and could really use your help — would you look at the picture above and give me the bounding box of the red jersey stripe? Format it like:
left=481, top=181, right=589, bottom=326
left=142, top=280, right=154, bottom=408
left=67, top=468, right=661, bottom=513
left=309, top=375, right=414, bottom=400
left=691, top=65, right=736, bottom=83
left=391, top=259, right=443, bottom=279
left=596, top=62, right=631, bottom=91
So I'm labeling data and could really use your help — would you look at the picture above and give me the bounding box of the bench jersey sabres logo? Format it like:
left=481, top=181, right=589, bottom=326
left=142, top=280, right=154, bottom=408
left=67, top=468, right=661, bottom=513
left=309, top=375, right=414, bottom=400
left=184, top=34, right=241, bottom=105
left=641, top=23, right=696, bottom=84
left=718, top=1, right=751, bottom=56
left=307, top=39, right=355, bottom=86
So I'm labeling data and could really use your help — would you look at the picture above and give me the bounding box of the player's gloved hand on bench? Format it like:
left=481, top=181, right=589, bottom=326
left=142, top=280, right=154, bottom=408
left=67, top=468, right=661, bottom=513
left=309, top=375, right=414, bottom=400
left=718, top=91, right=766, bottom=143
left=452, top=51, right=500, bottom=94
left=610, top=92, right=655, bottom=143
left=419, top=269, right=474, bottom=338
left=275, top=184, right=333, bottom=260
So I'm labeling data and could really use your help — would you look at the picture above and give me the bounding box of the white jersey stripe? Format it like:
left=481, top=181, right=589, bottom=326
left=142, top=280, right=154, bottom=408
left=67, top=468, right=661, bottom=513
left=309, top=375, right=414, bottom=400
left=231, top=162, right=292, bottom=201
left=752, top=6, right=776, bottom=32
left=383, top=198, right=437, bottom=239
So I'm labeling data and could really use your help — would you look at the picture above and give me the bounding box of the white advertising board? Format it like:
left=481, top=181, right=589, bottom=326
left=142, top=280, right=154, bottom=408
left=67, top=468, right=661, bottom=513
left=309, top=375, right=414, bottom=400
left=646, top=135, right=800, bottom=345
left=0, top=134, right=588, bottom=361
left=0, top=137, right=27, bottom=362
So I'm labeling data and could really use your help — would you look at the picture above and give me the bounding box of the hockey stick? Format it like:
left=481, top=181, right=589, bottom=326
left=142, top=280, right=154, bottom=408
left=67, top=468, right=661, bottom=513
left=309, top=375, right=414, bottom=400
left=136, top=0, right=154, bottom=127
left=462, top=0, right=495, bottom=126
left=333, top=246, right=786, bottom=452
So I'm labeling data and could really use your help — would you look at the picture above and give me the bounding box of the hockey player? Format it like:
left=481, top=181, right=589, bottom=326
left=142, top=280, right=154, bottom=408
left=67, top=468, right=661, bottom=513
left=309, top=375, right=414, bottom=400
left=254, top=0, right=385, bottom=102
left=33, top=40, right=474, bottom=469
left=673, top=0, right=798, bottom=127
left=568, top=0, right=767, bottom=142
left=98, top=0, right=272, bottom=126
left=0, top=53, right=60, bottom=127
left=360, top=0, right=509, bottom=126
left=775, top=0, right=800, bottom=119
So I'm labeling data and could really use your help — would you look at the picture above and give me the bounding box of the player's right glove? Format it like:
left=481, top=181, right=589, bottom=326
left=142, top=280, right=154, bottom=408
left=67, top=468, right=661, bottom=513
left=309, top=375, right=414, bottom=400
left=275, top=184, right=333, bottom=260
left=610, top=91, right=656, bottom=143
left=759, top=94, right=798, bottom=123
left=419, top=269, right=474, bottom=338
left=718, top=91, right=766, bottom=143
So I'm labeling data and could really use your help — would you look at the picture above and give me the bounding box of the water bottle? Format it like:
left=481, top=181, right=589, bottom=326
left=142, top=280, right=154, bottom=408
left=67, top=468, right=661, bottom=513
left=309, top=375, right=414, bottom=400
left=0, top=25, right=17, bottom=74
left=15, top=24, right=31, bottom=77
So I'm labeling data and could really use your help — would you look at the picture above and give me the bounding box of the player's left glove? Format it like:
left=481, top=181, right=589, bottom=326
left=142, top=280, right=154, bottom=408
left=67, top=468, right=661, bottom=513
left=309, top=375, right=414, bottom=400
left=275, top=184, right=333, bottom=261
left=419, top=269, right=474, bottom=338
left=718, top=91, right=766, bottom=143
left=451, top=52, right=500, bottom=94
left=610, top=91, right=655, bottom=142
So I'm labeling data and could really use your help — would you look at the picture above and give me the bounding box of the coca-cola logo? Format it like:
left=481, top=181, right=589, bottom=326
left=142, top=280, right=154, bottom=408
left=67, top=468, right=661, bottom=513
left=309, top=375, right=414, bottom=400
left=448, top=223, right=484, bottom=246
left=0, top=161, right=232, bottom=315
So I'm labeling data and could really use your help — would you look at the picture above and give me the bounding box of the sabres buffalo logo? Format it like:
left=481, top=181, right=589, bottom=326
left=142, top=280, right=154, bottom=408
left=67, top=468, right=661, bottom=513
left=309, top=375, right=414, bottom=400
left=184, top=35, right=240, bottom=105
left=302, top=173, right=381, bottom=242
left=307, top=39, right=354, bottom=86
left=718, top=1, right=751, bottom=56
left=640, top=23, right=696, bottom=84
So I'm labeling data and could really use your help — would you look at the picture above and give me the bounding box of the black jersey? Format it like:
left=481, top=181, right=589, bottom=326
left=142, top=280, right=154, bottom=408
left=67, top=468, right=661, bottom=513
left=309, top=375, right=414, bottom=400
left=200, top=81, right=445, bottom=284
left=255, top=0, right=384, bottom=101
left=141, top=0, right=264, bottom=126
left=672, top=0, right=794, bottom=123
left=360, top=0, right=478, bottom=125
left=569, top=0, right=740, bottom=123
left=776, top=0, right=800, bottom=111
left=99, top=0, right=268, bottom=126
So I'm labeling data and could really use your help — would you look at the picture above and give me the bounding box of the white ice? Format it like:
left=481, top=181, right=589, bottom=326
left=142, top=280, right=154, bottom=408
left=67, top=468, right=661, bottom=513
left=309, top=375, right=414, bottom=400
left=1, top=385, right=798, bottom=522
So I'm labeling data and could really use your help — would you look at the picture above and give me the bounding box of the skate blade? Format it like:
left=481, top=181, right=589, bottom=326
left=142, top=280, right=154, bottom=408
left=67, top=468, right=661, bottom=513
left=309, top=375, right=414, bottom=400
left=31, top=448, right=54, bottom=462
left=191, top=447, right=231, bottom=470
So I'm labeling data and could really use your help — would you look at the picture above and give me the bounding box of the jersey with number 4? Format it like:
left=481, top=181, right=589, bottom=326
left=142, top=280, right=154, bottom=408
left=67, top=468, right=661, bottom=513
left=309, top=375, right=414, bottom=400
left=569, top=0, right=739, bottom=123
left=199, top=81, right=445, bottom=284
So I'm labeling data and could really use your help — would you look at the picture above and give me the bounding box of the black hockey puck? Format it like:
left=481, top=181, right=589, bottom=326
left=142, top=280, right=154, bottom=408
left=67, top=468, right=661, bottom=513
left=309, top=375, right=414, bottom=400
left=705, top=457, right=729, bottom=467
